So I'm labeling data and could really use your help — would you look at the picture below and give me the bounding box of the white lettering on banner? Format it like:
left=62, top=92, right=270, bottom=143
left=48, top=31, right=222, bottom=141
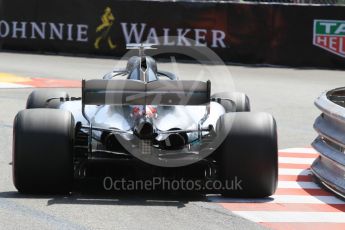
left=67, top=24, right=73, bottom=41
left=163, top=28, right=175, bottom=45
left=177, top=28, right=192, bottom=46
left=316, top=36, right=328, bottom=46
left=339, top=40, right=345, bottom=56
left=121, top=23, right=146, bottom=44
left=120, top=22, right=227, bottom=47
left=212, top=30, right=226, bottom=48
left=329, top=37, right=338, bottom=51
left=31, top=22, right=46, bottom=39
left=0, top=20, right=10, bottom=38
left=76, top=25, right=88, bottom=42
left=0, top=19, right=228, bottom=48
left=0, top=20, right=88, bottom=42
left=49, top=23, right=64, bottom=40
left=12, top=21, right=27, bottom=39
left=146, top=27, right=159, bottom=45
left=319, top=22, right=337, bottom=34
left=194, top=29, right=207, bottom=47
left=335, top=24, right=345, bottom=34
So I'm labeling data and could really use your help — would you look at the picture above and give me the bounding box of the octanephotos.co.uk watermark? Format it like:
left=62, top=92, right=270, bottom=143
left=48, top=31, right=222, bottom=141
left=103, top=176, right=243, bottom=191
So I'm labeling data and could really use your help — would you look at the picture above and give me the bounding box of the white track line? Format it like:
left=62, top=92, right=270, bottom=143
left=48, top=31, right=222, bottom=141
left=232, top=211, right=345, bottom=223
left=279, top=157, right=315, bottom=164
left=0, top=83, right=31, bottom=88
left=209, top=195, right=345, bottom=204
left=278, top=168, right=311, bottom=176
left=278, top=181, right=320, bottom=189
left=279, top=148, right=318, bottom=154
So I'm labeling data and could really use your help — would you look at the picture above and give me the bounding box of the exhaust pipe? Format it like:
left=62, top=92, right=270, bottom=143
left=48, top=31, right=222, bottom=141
left=156, top=129, right=188, bottom=150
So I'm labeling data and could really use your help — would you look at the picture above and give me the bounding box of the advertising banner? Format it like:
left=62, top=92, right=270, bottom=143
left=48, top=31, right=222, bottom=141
left=0, top=0, right=344, bottom=68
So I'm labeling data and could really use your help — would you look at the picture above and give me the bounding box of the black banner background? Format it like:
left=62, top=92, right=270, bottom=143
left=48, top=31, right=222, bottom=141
left=0, top=0, right=344, bottom=69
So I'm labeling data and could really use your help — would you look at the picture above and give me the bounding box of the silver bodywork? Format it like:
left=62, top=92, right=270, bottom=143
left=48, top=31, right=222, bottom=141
left=57, top=46, right=228, bottom=167
left=61, top=102, right=224, bottom=134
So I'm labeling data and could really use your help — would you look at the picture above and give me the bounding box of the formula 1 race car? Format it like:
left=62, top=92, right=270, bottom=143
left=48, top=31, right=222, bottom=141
left=12, top=45, right=278, bottom=197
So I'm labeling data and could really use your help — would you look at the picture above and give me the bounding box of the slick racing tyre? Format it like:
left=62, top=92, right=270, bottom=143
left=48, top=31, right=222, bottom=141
left=211, top=92, right=250, bottom=112
left=13, top=109, right=75, bottom=194
left=215, top=112, right=278, bottom=197
left=26, top=90, right=69, bottom=109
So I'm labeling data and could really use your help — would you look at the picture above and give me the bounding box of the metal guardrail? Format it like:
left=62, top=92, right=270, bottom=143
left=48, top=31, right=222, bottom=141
left=149, top=0, right=345, bottom=5
left=312, top=87, right=345, bottom=198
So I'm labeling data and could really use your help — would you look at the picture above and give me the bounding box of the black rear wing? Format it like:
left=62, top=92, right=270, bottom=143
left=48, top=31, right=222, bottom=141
left=82, top=79, right=210, bottom=106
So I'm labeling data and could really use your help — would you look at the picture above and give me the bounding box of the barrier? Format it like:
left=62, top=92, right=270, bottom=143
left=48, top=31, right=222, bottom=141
left=312, top=88, right=345, bottom=198
left=0, top=0, right=344, bottom=68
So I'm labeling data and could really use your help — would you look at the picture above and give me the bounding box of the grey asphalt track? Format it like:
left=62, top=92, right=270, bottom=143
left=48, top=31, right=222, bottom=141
left=0, top=52, right=344, bottom=230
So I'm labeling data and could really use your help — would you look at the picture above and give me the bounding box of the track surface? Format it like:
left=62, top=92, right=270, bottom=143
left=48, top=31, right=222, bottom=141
left=212, top=148, right=345, bottom=229
left=0, top=52, right=344, bottom=229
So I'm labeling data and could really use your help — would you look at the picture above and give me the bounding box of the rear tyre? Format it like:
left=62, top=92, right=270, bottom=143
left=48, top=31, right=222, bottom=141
left=13, top=109, right=75, bottom=194
left=215, top=112, right=278, bottom=197
left=26, top=90, right=69, bottom=109
left=211, top=92, right=250, bottom=112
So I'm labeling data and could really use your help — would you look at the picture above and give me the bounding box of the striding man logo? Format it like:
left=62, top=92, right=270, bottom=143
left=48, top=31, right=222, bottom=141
left=94, top=7, right=116, bottom=49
